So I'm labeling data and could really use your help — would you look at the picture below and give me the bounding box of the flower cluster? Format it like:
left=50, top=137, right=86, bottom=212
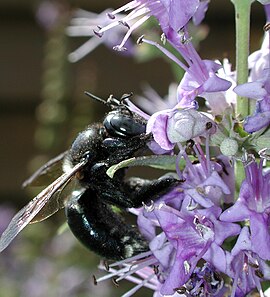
left=69, top=1, right=270, bottom=297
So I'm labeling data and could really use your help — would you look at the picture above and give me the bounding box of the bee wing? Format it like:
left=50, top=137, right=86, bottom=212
left=22, top=151, right=68, bottom=188
left=30, top=178, right=85, bottom=223
left=0, top=160, right=86, bottom=253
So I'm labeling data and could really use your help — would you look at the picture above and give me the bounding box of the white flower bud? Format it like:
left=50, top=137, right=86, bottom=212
left=166, top=109, right=216, bottom=143
left=220, top=138, right=238, bottom=156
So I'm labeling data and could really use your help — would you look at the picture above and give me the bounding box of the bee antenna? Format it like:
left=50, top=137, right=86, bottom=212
left=120, top=92, right=133, bottom=102
left=84, top=91, right=133, bottom=116
left=84, top=91, right=108, bottom=106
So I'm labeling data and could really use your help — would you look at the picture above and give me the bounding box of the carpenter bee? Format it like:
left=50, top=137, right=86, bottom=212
left=0, top=93, right=178, bottom=260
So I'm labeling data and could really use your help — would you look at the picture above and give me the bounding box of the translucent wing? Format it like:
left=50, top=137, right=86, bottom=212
left=22, top=151, right=68, bottom=188
left=30, top=177, right=85, bottom=223
left=0, top=160, right=86, bottom=253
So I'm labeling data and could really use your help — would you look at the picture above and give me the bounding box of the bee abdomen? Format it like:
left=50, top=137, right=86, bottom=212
left=65, top=189, right=148, bottom=260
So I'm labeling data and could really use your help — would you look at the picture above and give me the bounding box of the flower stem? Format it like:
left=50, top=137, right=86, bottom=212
left=231, top=0, right=254, bottom=119
left=231, top=0, right=254, bottom=195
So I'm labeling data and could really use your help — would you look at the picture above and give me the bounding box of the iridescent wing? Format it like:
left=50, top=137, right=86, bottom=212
left=0, top=159, right=87, bottom=253
left=22, top=151, right=68, bottom=188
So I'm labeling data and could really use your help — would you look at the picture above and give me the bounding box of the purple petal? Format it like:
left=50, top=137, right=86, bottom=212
left=234, top=81, right=267, bottom=99
left=192, top=0, right=209, bottom=25
left=244, top=111, right=270, bottom=132
left=167, top=0, right=200, bottom=31
left=203, top=242, right=227, bottom=273
left=146, top=111, right=174, bottom=150
left=203, top=74, right=232, bottom=93
left=160, top=249, right=192, bottom=295
left=219, top=200, right=250, bottom=222
left=185, top=189, right=214, bottom=208
left=250, top=214, right=270, bottom=260
left=137, top=211, right=156, bottom=241
left=149, top=232, right=175, bottom=269
left=231, top=226, right=252, bottom=256
left=201, top=171, right=230, bottom=195
left=203, top=60, right=232, bottom=92
left=177, top=60, right=232, bottom=107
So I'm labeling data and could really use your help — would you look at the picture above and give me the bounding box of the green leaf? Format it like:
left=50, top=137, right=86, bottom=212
left=106, top=155, right=182, bottom=178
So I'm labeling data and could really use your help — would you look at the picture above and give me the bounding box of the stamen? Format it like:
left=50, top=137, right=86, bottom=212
left=114, top=15, right=150, bottom=51
left=121, top=273, right=156, bottom=297
left=186, top=198, right=198, bottom=211
left=174, top=286, right=187, bottom=294
left=160, top=33, right=166, bottom=45
left=96, top=265, right=131, bottom=283
left=192, top=143, right=208, bottom=176
left=175, top=150, right=184, bottom=181
left=179, top=30, right=192, bottom=44
left=255, top=269, right=264, bottom=279
left=109, top=1, right=140, bottom=17
left=109, top=251, right=153, bottom=268
left=153, top=265, right=159, bottom=275
left=184, top=260, right=191, bottom=274
left=103, top=260, right=110, bottom=271
left=140, top=37, right=189, bottom=72
left=93, top=29, right=103, bottom=38
left=112, top=278, right=120, bottom=287
left=115, top=257, right=157, bottom=282
left=92, top=274, right=97, bottom=285
left=119, top=20, right=130, bottom=29
left=177, top=143, right=199, bottom=180
left=204, top=135, right=211, bottom=176
left=98, top=265, right=157, bottom=291
left=258, top=148, right=270, bottom=160
left=137, top=35, right=144, bottom=45
left=264, top=22, right=270, bottom=31
left=107, top=12, right=115, bottom=19
left=142, top=200, right=155, bottom=212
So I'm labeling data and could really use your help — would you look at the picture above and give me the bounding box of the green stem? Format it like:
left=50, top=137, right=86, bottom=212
left=231, top=0, right=254, bottom=195
left=231, top=0, right=254, bottom=119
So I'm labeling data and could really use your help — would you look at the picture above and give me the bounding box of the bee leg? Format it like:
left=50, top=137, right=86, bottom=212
left=122, top=175, right=180, bottom=208
left=65, top=188, right=148, bottom=260
left=90, top=163, right=180, bottom=208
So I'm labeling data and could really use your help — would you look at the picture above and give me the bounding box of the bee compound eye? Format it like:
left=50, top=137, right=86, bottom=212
left=104, top=111, right=146, bottom=137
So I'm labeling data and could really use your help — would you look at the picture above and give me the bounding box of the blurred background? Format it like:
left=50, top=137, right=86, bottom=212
left=0, top=1, right=266, bottom=296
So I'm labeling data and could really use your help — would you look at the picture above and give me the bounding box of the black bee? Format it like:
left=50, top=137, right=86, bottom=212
left=0, top=93, right=178, bottom=260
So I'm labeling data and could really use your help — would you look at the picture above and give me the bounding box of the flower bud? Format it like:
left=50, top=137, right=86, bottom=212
left=167, top=109, right=216, bottom=143
left=220, top=138, right=238, bottom=156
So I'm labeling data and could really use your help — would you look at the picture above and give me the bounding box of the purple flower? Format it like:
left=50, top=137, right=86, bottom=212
left=149, top=203, right=240, bottom=295
left=92, top=0, right=231, bottom=109
left=202, top=59, right=236, bottom=115
left=95, top=0, right=200, bottom=51
left=181, top=160, right=231, bottom=208
left=234, top=33, right=270, bottom=132
left=220, top=160, right=270, bottom=260
left=140, top=33, right=232, bottom=109
left=176, top=58, right=232, bottom=108
left=181, top=263, right=227, bottom=296
left=66, top=9, right=135, bottom=62
left=226, top=227, right=270, bottom=297
left=235, top=76, right=270, bottom=133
